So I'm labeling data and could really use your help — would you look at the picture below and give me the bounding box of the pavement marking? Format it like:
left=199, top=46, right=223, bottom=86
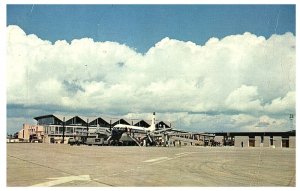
left=175, top=152, right=197, bottom=157
left=30, top=175, right=91, bottom=187
left=175, top=152, right=193, bottom=156
left=143, top=157, right=170, bottom=163
left=175, top=152, right=189, bottom=156
left=145, top=152, right=196, bottom=165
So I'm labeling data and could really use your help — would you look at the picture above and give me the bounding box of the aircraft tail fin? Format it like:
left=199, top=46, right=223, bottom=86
left=149, top=112, right=156, bottom=132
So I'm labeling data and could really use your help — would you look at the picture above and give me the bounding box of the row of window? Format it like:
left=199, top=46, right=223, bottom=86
left=44, top=126, right=97, bottom=135
left=37, top=116, right=170, bottom=128
left=248, top=135, right=289, bottom=144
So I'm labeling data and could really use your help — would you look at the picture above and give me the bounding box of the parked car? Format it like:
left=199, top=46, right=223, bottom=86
left=68, top=137, right=82, bottom=146
left=86, top=138, right=109, bottom=146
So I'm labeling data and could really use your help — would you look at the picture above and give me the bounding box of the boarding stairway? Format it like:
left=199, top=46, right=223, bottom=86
left=169, top=136, right=202, bottom=145
left=127, top=133, right=141, bottom=147
left=95, top=127, right=111, bottom=135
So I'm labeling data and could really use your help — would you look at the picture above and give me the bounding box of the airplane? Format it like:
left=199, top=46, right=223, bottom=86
left=95, top=112, right=213, bottom=147
left=108, top=112, right=172, bottom=145
left=113, top=112, right=157, bottom=133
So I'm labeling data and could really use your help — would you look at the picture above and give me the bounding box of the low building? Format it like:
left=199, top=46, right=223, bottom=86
left=18, top=124, right=44, bottom=142
left=7, top=133, right=20, bottom=143
left=214, top=131, right=296, bottom=148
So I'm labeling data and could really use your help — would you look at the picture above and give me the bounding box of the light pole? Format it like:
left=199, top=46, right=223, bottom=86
left=62, top=117, right=65, bottom=144
left=289, top=114, right=294, bottom=131
left=86, top=118, right=89, bottom=142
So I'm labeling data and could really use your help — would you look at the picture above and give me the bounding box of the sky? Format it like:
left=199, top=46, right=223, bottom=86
left=7, top=5, right=295, bottom=53
left=6, top=4, right=296, bottom=134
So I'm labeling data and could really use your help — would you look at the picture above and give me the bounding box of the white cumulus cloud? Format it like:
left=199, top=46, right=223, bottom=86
left=225, top=85, right=263, bottom=112
left=7, top=25, right=295, bottom=132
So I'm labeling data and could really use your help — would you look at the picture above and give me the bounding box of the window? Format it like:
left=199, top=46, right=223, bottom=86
left=38, top=117, right=55, bottom=125
left=50, top=126, right=55, bottom=134
left=249, top=136, right=255, bottom=147
left=282, top=136, right=289, bottom=148
left=270, top=136, right=273, bottom=146
left=59, top=127, right=64, bottom=134
left=66, top=127, right=73, bottom=134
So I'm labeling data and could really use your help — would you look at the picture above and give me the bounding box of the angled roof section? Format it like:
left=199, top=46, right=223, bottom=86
left=121, top=118, right=132, bottom=125
left=111, top=118, right=131, bottom=126
left=34, top=114, right=55, bottom=121
left=133, top=120, right=150, bottom=127
left=77, top=116, right=90, bottom=123
left=34, top=114, right=170, bottom=127
left=156, top=121, right=170, bottom=128
left=100, top=117, right=118, bottom=124
left=87, top=116, right=102, bottom=123
left=53, top=115, right=74, bottom=122
left=88, top=116, right=111, bottom=127
left=34, top=114, right=73, bottom=122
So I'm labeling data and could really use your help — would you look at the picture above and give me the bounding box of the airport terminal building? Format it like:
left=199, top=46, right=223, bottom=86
left=31, top=114, right=171, bottom=144
left=16, top=114, right=296, bottom=148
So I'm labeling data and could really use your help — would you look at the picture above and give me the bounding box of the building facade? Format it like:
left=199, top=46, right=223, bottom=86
left=34, top=114, right=171, bottom=144
left=16, top=114, right=296, bottom=148
left=18, top=124, right=44, bottom=142
left=214, top=131, right=296, bottom=148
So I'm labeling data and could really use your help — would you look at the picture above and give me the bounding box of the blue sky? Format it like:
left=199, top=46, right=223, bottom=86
left=6, top=5, right=296, bottom=134
left=7, top=5, right=295, bottom=53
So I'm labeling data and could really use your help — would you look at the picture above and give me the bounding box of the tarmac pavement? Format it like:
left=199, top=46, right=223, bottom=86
left=7, top=143, right=295, bottom=187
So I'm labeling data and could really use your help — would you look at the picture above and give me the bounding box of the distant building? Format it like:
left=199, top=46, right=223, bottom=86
left=6, top=132, right=20, bottom=143
left=214, top=131, right=296, bottom=148
left=18, top=124, right=44, bottom=142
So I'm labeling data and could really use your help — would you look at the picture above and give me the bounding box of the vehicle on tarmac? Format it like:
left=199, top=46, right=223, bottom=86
left=86, top=138, right=109, bottom=146
left=68, top=137, right=82, bottom=146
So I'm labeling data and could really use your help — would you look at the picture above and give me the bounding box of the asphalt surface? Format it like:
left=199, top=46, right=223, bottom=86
left=7, top=143, right=295, bottom=187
